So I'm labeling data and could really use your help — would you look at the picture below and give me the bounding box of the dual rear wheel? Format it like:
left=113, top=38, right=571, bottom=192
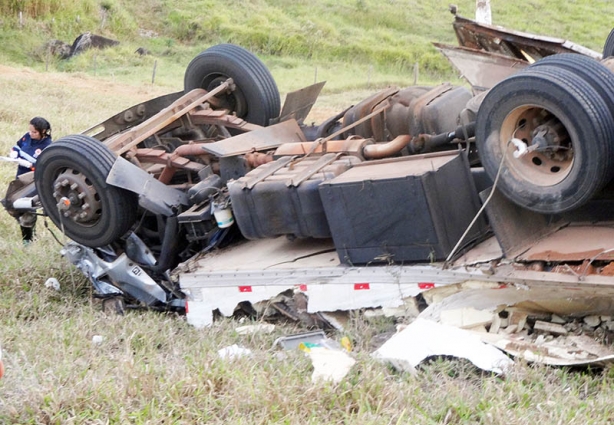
left=476, top=54, right=614, bottom=214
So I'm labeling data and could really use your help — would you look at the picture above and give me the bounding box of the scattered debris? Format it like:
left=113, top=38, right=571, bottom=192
left=273, top=331, right=356, bottom=382
left=274, top=330, right=327, bottom=350
left=419, top=284, right=614, bottom=366
left=235, top=323, right=275, bottom=335
left=318, top=311, right=351, bottom=330
left=91, top=335, right=104, bottom=345
left=299, top=339, right=356, bottom=384
left=372, top=318, right=513, bottom=375
left=584, top=315, right=602, bottom=328
left=533, top=320, right=567, bottom=336
left=217, top=344, right=252, bottom=360
left=306, top=347, right=356, bottom=384
left=44, top=277, right=60, bottom=291
left=439, top=307, right=494, bottom=329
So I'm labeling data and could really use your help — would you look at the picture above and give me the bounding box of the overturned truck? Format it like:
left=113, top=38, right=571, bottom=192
left=6, top=16, right=614, bottom=333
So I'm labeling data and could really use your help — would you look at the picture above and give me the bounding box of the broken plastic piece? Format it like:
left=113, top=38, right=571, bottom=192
left=44, top=278, right=60, bottom=291
left=217, top=344, right=252, bottom=360
left=372, top=318, right=513, bottom=375
left=235, top=324, right=275, bottom=335
left=307, top=347, right=356, bottom=384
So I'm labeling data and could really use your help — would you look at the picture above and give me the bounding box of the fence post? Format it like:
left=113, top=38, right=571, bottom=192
left=152, top=60, right=158, bottom=84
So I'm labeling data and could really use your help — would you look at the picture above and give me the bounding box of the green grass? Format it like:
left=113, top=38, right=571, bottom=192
left=1, top=1, right=614, bottom=423
left=1, top=0, right=613, bottom=94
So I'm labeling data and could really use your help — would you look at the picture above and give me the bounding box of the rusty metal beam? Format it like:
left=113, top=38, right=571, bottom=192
left=104, top=81, right=233, bottom=155
left=134, top=148, right=206, bottom=173
left=189, top=109, right=263, bottom=132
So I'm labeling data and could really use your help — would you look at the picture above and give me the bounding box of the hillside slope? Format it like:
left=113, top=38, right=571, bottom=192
left=0, top=0, right=612, bottom=85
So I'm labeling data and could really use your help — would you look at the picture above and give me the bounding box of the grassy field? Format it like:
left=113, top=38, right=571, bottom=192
left=1, top=0, right=614, bottom=423
left=1, top=0, right=613, bottom=94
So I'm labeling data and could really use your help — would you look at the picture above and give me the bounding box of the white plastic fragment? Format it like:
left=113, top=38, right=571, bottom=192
left=372, top=318, right=513, bottom=375
left=439, top=307, right=494, bottom=329
left=235, top=324, right=275, bottom=335
left=308, top=347, right=356, bottom=384
left=92, top=335, right=104, bottom=345
left=217, top=344, right=252, bottom=360
left=44, top=278, right=60, bottom=291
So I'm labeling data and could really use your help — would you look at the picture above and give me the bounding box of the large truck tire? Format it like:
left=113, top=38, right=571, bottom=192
left=184, top=44, right=281, bottom=126
left=528, top=53, right=614, bottom=114
left=476, top=67, right=614, bottom=214
left=35, top=135, right=138, bottom=247
left=604, top=29, right=614, bottom=58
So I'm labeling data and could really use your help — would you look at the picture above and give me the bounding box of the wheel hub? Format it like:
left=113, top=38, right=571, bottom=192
left=206, top=75, right=247, bottom=118
left=52, top=168, right=102, bottom=224
left=501, top=106, right=573, bottom=186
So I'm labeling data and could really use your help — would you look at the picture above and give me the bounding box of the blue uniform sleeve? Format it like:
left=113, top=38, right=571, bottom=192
left=15, top=133, right=28, bottom=149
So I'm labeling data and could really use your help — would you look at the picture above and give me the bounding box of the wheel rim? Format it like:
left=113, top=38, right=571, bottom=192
left=500, top=105, right=574, bottom=186
left=52, top=168, right=102, bottom=226
left=202, top=74, right=248, bottom=117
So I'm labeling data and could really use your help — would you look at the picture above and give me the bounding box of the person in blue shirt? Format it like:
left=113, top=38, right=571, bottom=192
left=9, top=117, right=52, bottom=242
left=10, top=117, right=53, bottom=177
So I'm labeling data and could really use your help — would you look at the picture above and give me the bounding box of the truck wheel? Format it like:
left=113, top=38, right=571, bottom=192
left=476, top=68, right=614, bottom=214
left=604, top=29, right=614, bottom=58
left=528, top=53, right=614, bottom=114
left=35, top=135, right=138, bottom=247
left=184, top=44, right=280, bottom=126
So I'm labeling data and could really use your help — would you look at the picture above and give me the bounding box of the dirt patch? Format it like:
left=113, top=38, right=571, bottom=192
left=0, top=64, right=171, bottom=100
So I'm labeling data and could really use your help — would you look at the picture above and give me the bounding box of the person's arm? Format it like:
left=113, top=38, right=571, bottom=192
left=10, top=134, right=26, bottom=157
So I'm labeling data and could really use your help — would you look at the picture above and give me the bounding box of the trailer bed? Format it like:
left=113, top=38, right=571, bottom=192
left=179, top=230, right=614, bottom=327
